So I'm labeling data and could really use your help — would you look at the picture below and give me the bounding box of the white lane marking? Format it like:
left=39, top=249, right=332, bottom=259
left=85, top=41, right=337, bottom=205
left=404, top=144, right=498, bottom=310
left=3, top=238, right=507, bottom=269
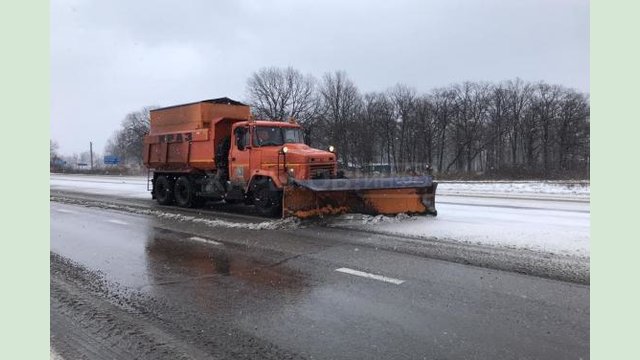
left=335, top=267, right=405, bottom=285
left=54, top=208, right=77, bottom=214
left=107, top=219, right=129, bottom=225
left=189, top=236, right=223, bottom=246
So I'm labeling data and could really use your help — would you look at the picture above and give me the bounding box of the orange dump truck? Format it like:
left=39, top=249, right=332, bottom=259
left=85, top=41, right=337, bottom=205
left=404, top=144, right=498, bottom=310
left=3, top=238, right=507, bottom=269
left=143, top=97, right=437, bottom=218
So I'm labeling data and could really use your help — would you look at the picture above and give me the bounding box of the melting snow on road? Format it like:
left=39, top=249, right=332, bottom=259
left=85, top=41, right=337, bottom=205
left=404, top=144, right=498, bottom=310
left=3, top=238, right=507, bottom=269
left=334, top=202, right=589, bottom=258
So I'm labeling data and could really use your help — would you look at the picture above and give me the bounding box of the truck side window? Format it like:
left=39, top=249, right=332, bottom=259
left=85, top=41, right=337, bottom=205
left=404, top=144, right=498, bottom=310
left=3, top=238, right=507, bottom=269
left=235, top=128, right=246, bottom=150
left=242, top=128, right=251, bottom=148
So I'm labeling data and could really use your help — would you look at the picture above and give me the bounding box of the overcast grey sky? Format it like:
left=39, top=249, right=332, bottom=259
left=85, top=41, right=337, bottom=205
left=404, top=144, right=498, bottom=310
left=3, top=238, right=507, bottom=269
left=51, top=0, right=589, bottom=155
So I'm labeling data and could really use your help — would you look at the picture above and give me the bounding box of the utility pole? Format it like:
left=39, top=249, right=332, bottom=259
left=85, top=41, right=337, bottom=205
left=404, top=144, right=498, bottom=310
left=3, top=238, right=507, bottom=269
left=90, top=141, right=94, bottom=170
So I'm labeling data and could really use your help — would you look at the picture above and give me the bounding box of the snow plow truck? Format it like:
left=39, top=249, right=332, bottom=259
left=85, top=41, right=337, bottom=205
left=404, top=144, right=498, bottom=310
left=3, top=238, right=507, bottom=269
left=143, top=97, right=438, bottom=218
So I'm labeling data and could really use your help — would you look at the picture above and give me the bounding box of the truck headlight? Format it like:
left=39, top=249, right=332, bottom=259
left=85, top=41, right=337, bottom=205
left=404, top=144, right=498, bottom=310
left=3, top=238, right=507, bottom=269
left=282, top=146, right=289, bottom=154
left=329, top=145, right=335, bottom=152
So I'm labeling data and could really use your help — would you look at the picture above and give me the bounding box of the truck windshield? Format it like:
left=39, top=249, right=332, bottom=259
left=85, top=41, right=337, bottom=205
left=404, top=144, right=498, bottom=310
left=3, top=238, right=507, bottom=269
left=253, top=126, right=304, bottom=147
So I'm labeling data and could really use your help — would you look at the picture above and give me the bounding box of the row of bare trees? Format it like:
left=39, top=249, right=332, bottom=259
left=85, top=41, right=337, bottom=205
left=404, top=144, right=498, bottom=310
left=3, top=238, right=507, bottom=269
left=91, top=67, right=588, bottom=179
left=246, top=67, right=590, bottom=179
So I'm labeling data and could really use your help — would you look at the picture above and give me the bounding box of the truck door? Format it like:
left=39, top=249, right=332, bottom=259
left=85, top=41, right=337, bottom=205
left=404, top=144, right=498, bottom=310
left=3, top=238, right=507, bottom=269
left=229, top=125, right=252, bottom=187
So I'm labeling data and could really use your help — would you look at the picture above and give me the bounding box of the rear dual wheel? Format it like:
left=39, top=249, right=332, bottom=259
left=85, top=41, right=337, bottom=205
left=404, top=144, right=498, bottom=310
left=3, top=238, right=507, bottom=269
left=154, top=176, right=174, bottom=205
left=174, top=176, right=202, bottom=208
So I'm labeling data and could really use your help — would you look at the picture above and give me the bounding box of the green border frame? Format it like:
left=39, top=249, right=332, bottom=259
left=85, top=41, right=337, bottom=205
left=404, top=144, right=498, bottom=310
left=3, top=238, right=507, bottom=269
left=591, top=0, right=639, bottom=359
left=0, top=1, right=49, bottom=358
left=3, top=0, right=639, bottom=358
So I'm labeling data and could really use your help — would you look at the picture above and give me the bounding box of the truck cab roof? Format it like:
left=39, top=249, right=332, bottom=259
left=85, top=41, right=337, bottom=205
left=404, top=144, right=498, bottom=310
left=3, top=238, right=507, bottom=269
left=237, top=120, right=302, bottom=128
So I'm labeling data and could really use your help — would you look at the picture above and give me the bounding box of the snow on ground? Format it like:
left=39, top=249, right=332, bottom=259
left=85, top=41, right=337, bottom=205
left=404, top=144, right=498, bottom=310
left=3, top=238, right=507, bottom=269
left=50, top=174, right=149, bottom=199
left=50, top=173, right=590, bottom=258
left=334, top=201, right=589, bottom=258
left=437, top=180, right=589, bottom=199
left=52, top=199, right=301, bottom=231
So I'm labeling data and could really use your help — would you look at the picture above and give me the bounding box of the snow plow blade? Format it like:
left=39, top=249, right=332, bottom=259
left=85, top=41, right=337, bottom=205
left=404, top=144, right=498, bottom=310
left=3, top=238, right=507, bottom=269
left=282, top=176, right=437, bottom=219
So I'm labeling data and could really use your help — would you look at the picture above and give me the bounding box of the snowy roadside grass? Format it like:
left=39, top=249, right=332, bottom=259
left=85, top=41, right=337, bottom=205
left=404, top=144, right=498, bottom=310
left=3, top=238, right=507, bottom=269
left=437, top=180, right=590, bottom=197
left=50, top=175, right=149, bottom=199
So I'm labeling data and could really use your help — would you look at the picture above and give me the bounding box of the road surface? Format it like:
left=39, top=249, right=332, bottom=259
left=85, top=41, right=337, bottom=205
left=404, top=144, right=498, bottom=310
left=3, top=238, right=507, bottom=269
left=51, top=199, right=589, bottom=359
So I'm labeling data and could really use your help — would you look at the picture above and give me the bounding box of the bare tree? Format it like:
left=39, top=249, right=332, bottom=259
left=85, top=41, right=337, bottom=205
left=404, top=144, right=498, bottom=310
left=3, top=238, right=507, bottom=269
left=50, top=140, right=60, bottom=163
left=504, top=78, right=533, bottom=168
left=389, top=84, right=417, bottom=172
left=362, top=92, right=395, bottom=170
left=531, top=83, right=562, bottom=176
left=485, top=83, right=507, bottom=171
left=556, top=90, right=590, bottom=172
left=246, top=67, right=319, bottom=121
left=414, top=95, right=437, bottom=169
left=318, top=71, right=362, bottom=165
left=105, top=106, right=155, bottom=165
left=431, top=88, right=456, bottom=173
left=105, top=130, right=128, bottom=164
left=444, top=82, right=491, bottom=173
left=356, top=93, right=389, bottom=169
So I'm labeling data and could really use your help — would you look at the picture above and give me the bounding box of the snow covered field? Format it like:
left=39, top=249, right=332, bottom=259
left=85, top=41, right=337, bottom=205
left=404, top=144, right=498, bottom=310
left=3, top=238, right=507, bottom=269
left=50, top=174, right=149, bottom=199
left=50, top=173, right=590, bottom=258
left=437, top=180, right=589, bottom=200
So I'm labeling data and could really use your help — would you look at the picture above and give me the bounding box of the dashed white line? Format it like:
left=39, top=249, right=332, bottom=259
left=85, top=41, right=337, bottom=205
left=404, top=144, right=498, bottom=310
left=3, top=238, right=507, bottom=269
left=107, top=219, right=129, bottom=225
left=335, top=267, right=405, bottom=285
left=54, top=208, right=76, bottom=214
left=189, top=236, right=223, bottom=246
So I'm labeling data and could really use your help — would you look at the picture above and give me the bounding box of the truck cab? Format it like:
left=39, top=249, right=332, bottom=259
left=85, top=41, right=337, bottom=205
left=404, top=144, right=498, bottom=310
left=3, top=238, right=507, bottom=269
left=226, top=120, right=337, bottom=215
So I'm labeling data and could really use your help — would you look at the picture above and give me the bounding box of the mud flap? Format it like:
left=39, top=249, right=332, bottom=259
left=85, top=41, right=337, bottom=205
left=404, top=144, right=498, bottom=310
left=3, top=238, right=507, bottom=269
left=282, top=176, right=438, bottom=219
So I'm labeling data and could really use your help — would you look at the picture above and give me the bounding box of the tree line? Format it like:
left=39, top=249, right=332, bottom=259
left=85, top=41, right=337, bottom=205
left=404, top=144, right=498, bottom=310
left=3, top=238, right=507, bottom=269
left=247, top=67, right=589, bottom=179
left=95, top=66, right=589, bottom=179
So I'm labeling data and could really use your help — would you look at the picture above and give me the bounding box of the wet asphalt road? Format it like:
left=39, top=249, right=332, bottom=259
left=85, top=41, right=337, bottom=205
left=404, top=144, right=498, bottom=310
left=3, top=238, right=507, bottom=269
left=51, top=202, right=589, bottom=359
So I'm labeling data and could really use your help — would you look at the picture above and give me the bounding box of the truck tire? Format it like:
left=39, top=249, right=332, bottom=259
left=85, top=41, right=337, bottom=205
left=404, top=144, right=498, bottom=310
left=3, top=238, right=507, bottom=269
left=252, top=178, right=282, bottom=217
left=154, top=176, right=174, bottom=205
left=174, top=176, right=198, bottom=208
left=224, top=198, right=241, bottom=205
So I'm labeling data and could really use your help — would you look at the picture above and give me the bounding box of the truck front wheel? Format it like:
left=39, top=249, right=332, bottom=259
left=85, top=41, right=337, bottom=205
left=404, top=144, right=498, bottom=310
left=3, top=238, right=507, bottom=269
left=155, top=176, right=174, bottom=205
left=174, top=176, right=198, bottom=208
left=252, top=179, right=282, bottom=217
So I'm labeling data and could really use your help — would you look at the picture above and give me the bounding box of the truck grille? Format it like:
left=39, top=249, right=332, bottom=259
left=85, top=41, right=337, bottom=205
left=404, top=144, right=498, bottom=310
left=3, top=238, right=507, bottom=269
left=310, top=164, right=335, bottom=178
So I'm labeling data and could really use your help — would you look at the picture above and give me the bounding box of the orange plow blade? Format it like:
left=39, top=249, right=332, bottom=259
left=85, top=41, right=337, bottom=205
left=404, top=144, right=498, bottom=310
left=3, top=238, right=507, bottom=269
left=282, top=176, right=437, bottom=219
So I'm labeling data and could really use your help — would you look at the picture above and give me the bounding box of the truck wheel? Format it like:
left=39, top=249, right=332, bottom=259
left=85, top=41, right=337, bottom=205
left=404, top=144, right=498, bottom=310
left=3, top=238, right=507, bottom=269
left=224, top=198, right=241, bottom=205
left=155, top=176, right=174, bottom=205
left=252, top=179, right=282, bottom=217
left=174, top=176, right=197, bottom=208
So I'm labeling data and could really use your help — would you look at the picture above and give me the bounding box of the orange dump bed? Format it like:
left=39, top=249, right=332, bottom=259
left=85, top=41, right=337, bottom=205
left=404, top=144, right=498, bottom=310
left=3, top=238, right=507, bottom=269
left=143, top=98, right=250, bottom=171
